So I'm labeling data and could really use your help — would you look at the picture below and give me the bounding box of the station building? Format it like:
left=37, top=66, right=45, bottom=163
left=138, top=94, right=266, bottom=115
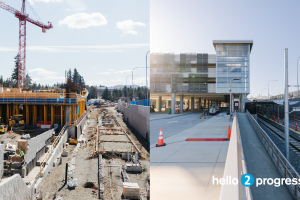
left=150, top=40, right=253, bottom=114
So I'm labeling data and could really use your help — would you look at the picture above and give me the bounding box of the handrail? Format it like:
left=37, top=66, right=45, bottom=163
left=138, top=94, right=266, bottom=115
left=246, top=110, right=300, bottom=199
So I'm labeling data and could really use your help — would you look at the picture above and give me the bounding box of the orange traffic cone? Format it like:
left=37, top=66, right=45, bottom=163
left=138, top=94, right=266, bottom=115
left=226, top=125, right=231, bottom=140
left=102, top=143, right=105, bottom=154
left=156, top=128, right=166, bottom=147
left=9, top=127, right=12, bottom=137
left=121, top=126, right=123, bottom=131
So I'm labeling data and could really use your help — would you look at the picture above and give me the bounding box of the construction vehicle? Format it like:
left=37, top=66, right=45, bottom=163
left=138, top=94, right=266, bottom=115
left=8, top=115, right=25, bottom=127
left=0, top=118, right=8, bottom=134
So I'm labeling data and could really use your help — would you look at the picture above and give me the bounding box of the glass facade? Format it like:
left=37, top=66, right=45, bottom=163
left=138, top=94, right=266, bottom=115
left=216, top=45, right=250, bottom=93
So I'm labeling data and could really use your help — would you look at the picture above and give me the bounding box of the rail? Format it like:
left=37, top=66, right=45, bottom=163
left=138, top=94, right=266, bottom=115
left=246, top=110, right=300, bottom=199
left=35, top=123, right=68, bottom=179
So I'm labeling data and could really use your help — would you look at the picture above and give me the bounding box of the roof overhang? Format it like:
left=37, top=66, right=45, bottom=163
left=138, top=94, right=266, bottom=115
left=213, top=40, right=253, bottom=52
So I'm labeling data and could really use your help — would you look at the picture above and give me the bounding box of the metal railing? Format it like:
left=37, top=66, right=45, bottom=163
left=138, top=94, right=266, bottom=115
left=246, top=110, right=300, bottom=199
left=35, top=123, right=68, bottom=179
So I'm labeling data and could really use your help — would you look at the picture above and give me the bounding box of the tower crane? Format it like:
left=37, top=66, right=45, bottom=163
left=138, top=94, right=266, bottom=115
left=0, top=0, right=53, bottom=88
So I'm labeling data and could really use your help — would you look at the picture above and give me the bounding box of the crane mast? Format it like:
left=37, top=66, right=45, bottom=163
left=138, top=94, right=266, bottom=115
left=0, top=0, right=53, bottom=88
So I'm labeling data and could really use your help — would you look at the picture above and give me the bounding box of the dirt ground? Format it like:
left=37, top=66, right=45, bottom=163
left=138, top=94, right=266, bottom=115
left=100, top=107, right=150, bottom=200
left=33, top=106, right=149, bottom=200
left=36, top=109, right=100, bottom=200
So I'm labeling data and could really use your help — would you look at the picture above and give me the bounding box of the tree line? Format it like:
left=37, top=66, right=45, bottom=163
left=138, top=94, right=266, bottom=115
left=1, top=54, right=149, bottom=101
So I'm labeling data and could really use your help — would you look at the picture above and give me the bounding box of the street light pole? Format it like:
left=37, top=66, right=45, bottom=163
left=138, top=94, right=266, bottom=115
left=261, top=88, right=267, bottom=98
left=268, top=80, right=278, bottom=99
left=146, top=51, right=150, bottom=106
left=284, top=48, right=289, bottom=160
left=132, top=67, right=146, bottom=102
left=126, top=75, right=138, bottom=103
left=297, top=57, right=300, bottom=97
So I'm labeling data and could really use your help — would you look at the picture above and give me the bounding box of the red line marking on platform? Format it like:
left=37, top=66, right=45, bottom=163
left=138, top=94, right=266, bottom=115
left=186, top=138, right=226, bottom=141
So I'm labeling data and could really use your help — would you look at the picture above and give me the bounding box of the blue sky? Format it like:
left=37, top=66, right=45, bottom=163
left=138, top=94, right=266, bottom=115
left=150, top=0, right=300, bottom=98
left=0, top=0, right=149, bottom=87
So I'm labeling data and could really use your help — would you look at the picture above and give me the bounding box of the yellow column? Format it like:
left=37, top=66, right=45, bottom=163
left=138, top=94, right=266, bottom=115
left=44, top=105, right=47, bottom=122
left=6, top=104, right=9, bottom=123
left=51, top=105, right=54, bottom=125
left=12, top=104, right=15, bottom=118
left=26, top=105, right=29, bottom=124
left=61, top=105, right=63, bottom=126
left=69, top=106, right=71, bottom=126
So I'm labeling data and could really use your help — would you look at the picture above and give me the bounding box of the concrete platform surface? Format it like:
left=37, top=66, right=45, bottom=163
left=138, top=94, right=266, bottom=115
left=150, top=115, right=231, bottom=200
left=238, top=113, right=292, bottom=200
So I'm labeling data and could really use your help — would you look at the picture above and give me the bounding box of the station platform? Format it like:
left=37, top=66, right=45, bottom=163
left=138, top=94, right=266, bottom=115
left=238, top=113, right=292, bottom=200
left=150, top=114, right=230, bottom=200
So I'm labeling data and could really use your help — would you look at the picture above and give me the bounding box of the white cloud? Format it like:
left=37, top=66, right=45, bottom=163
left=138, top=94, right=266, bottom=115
left=28, top=0, right=63, bottom=5
left=116, top=20, right=146, bottom=35
left=58, top=13, right=107, bottom=29
left=29, top=68, right=65, bottom=80
left=65, top=8, right=85, bottom=12
left=0, top=44, right=149, bottom=53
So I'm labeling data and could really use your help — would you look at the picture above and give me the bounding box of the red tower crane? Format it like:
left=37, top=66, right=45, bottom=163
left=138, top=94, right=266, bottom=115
left=0, top=0, right=53, bottom=88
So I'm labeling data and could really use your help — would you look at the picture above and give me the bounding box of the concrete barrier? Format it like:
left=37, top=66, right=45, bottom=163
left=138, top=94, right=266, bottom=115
left=219, top=116, right=252, bottom=200
left=42, top=129, right=68, bottom=177
left=69, top=110, right=90, bottom=139
left=0, top=174, right=31, bottom=200
left=118, top=99, right=150, bottom=141
left=0, top=144, right=3, bottom=178
left=25, top=129, right=54, bottom=164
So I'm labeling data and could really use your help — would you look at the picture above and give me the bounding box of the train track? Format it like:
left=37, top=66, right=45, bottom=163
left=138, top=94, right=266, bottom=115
left=257, top=116, right=300, bottom=153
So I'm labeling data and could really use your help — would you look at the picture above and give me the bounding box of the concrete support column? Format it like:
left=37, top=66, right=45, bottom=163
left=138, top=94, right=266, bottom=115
left=191, top=97, right=194, bottom=112
left=158, top=96, right=162, bottom=112
left=180, top=95, right=183, bottom=113
left=242, top=93, right=246, bottom=113
left=231, top=94, right=234, bottom=114
left=171, top=93, right=175, bottom=114
left=199, top=98, right=201, bottom=110
left=65, top=106, right=70, bottom=126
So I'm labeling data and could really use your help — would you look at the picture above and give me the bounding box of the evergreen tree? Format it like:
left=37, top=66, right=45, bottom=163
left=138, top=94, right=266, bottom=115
left=11, top=54, right=19, bottom=87
left=73, top=68, right=79, bottom=85
left=25, top=74, right=32, bottom=88
left=67, top=69, right=72, bottom=81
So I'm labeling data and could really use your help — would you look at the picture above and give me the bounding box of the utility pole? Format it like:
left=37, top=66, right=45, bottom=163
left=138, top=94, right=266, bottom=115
left=284, top=48, right=289, bottom=160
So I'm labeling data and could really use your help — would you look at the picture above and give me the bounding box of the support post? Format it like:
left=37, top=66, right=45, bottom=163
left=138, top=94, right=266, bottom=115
left=171, top=93, right=175, bottom=114
left=26, top=105, right=29, bottom=124
left=51, top=105, right=54, bottom=125
left=284, top=48, right=289, bottom=160
left=180, top=95, right=183, bottom=113
left=33, top=105, right=37, bottom=125
left=191, top=97, right=194, bottom=112
left=61, top=106, right=63, bottom=126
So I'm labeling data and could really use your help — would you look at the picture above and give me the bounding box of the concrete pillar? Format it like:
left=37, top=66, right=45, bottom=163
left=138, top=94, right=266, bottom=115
left=191, top=97, right=194, bottom=112
left=158, top=96, right=162, bottom=112
left=171, top=93, right=175, bottom=114
left=65, top=106, right=70, bottom=125
left=199, top=98, right=201, bottom=110
left=232, top=94, right=234, bottom=113
left=180, top=95, right=183, bottom=113
left=242, top=93, right=246, bottom=113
